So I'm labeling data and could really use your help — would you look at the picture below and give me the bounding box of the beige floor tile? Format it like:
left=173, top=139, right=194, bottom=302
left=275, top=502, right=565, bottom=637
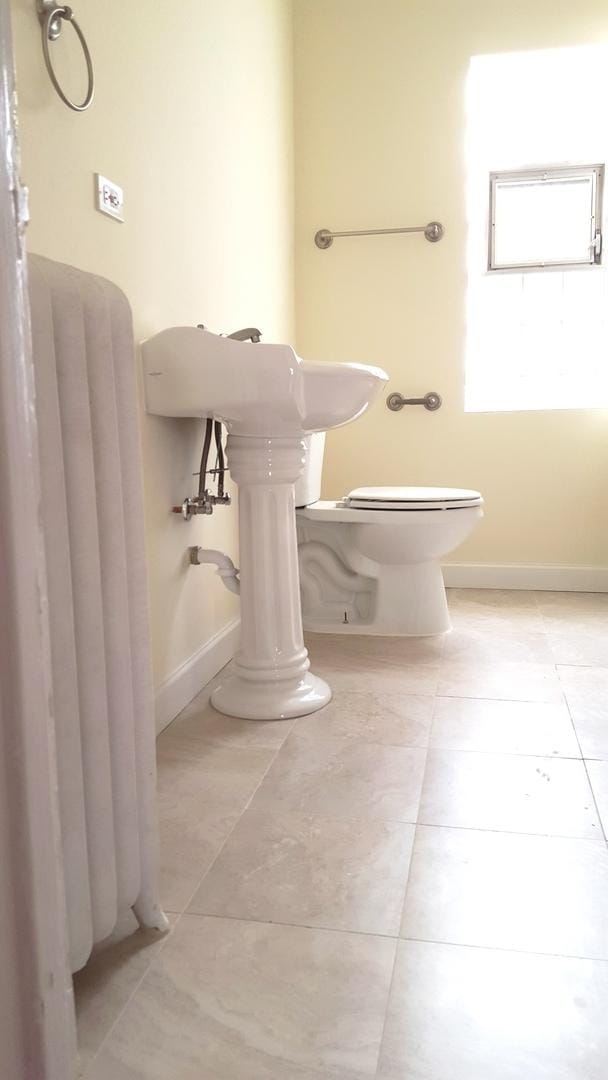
left=157, top=741, right=274, bottom=911
left=160, top=696, right=296, bottom=750
left=292, top=691, right=433, bottom=747
left=305, top=633, right=441, bottom=695
left=400, top=825, right=608, bottom=958
left=587, top=760, right=608, bottom=834
left=536, top=591, right=608, bottom=630
left=446, top=589, right=545, bottom=632
left=448, top=588, right=540, bottom=610
left=250, top=735, right=427, bottom=823
left=430, top=697, right=580, bottom=757
left=75, top=910, right=173, bottom=1073
left=377, top=939, right=608, bottom=1079
left=536, top=590, right=608, bottom=610
left=419, top=749, right=601, bottom=837
left=558, top=665, right=608, bottom=695
left=442, top=627, right=553, bottom=664
left=189, top=809, right=415, bottom=935
left=318, top=665, right=440, bottom=696
left=547, top=632, right=608, bottom=667
left=86, top=916, right=396, bottom=1080
left=77, top=598, right=608, bottom=1077
left=305, top=632, right=445, bottom=669
left=437, top=660, right=563, bottom=702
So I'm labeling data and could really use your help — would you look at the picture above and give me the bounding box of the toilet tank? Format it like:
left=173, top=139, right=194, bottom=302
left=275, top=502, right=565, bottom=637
left=295, top=433, right=326, bottom=507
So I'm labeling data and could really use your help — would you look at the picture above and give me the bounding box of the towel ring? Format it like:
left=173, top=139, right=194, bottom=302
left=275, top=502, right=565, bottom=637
left=37, top=1, right=94, bottom=112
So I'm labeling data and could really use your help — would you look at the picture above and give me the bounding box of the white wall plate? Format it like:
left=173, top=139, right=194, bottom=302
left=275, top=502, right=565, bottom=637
left=95, top=173, right=124, bottom=222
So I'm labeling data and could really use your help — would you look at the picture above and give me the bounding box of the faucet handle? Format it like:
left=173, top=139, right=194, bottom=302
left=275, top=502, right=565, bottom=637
left=194, top=324, right=262, bottom=344
left=226, top=327, right=262, bottom=343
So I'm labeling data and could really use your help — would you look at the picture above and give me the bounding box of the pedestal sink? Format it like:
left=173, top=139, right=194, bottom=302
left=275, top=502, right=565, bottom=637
left=142, top=328, right=388, bottom=720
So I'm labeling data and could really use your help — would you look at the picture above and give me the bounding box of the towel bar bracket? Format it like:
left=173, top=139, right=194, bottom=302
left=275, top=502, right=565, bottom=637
left=37, top=0, right=63, bottom=38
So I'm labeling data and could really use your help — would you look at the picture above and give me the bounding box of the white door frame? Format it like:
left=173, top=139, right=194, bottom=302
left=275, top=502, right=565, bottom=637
left=0, top=2, right=77, bottom=1076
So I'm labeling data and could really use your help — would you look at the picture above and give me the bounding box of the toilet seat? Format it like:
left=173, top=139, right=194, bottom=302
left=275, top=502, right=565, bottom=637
left=345, top=486, right=483, bottom=511
left=296, top=496, right=483, bottom=524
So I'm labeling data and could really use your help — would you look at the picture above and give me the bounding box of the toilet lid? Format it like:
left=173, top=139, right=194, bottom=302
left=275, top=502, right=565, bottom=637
left=345, top=486, right=483, bottom=510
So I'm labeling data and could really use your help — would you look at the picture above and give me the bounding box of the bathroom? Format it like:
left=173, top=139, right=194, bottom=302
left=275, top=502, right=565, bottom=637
left=1, top=0, right=608, bottom=1076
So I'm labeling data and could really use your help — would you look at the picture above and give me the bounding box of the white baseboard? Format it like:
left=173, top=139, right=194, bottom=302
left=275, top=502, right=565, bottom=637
left=154, top=617, right=240, bottom=734
left=442, top=563, right=608, bottom=593
left=153, top=564, right=606, bottom=732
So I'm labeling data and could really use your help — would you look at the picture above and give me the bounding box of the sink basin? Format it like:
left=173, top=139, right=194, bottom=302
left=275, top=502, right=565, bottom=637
left=142, top=327, right=387, bottom=435
left=141, top=326, right=388, bottom=721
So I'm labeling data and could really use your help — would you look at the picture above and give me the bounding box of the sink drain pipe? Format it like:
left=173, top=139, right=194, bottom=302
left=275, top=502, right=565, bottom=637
left=189, top=546, right=240, bottom=595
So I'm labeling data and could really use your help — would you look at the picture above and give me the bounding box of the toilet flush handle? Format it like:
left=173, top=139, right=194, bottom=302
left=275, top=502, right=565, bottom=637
left=386, top=391, right=442, bottom=412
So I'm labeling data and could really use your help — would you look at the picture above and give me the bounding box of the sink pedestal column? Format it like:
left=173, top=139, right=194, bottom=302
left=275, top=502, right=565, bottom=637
left=211, top=435, right=331, bottom=720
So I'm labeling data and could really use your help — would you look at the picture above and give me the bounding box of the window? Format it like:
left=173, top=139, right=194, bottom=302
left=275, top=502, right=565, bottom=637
left=465, top=46, right=608, bottom=412
left=489, top=165, right=603, bottom=272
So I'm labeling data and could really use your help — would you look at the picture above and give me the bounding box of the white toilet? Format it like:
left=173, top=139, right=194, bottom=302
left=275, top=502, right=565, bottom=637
left=295, top=434, right=483, bottom=636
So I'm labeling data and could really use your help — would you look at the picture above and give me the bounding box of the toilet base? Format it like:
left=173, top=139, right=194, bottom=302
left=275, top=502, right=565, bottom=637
left=302, top=560, right=452, bottom=637
left=211, top=671, right=331, bottom=720
left=373, top=561, right=451, bottom=635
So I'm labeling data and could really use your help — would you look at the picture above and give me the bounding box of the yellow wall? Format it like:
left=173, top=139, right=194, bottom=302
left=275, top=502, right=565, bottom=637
left=11, top=0, right=608, bottom=695
left=294, top=0, right=608, bottom=567
left=11, top=0, right=294, bottom=685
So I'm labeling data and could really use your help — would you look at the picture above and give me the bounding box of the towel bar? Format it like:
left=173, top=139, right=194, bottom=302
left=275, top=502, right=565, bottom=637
left=315, top=221, right=444, bottom=249
left=387, top=391, right=442, bottom=412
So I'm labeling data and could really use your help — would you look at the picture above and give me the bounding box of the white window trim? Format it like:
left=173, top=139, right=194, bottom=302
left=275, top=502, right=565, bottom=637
left=488, top=163, right=604, bottom=273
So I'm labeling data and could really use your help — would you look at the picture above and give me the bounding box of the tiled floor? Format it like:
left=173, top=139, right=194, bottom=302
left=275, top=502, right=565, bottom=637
left=75, top=589, right=608, bottom=1079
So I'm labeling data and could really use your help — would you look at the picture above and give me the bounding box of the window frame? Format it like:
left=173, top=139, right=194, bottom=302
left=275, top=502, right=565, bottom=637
left=488, top=163, right=604, bottom=273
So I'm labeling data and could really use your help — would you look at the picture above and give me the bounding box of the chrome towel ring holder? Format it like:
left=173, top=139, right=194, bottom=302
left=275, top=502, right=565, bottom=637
left=36, top=0, right=94, bottom=112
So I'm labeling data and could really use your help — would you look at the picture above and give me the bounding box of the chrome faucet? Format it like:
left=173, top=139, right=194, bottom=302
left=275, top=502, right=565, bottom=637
left=227, top=327, right=262, bottom=343
left=196, top=324, right=262, bottom=343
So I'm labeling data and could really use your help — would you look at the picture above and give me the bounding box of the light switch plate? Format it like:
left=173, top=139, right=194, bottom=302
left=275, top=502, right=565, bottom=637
left=95, top=173, right=124, bottom=222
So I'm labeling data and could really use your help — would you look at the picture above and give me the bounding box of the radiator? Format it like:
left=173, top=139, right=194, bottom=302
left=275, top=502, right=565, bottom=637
left=28, top=254, right=167, bottom=973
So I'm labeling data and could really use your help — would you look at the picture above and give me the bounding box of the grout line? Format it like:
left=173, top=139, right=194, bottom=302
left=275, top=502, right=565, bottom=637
left=429, top=690, right=567, bottom=704
left=547, top=644, right=608, bottom=843
left=371, top=737, right=435, bottom=1075
left=397, top=934, right=608, bottom=964
left=163, top=734, right=605, bottom=763
left=181, top=907, right=403, bottom=941
left=426, top=747, right=584, bottom=759
left=561, top=688, right=608, bottom=844
left=367, top=941, right=398, bottom=1080
left=373, top=760, right=429, bottom=1080
left=174, top=729, right=292, bottom=914
left=173, top=814, right=608, bottom=849
left=424, top=745, right=583, bottom=762
left=81, top=912, right=182, bottom=1077
left=425, top=747, right=583, bottom=764
left=409, top=821, right=606, bottom=842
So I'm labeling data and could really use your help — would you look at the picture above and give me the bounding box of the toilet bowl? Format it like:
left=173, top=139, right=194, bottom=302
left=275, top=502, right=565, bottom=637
left=295, top=436, right=483, bottom=636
